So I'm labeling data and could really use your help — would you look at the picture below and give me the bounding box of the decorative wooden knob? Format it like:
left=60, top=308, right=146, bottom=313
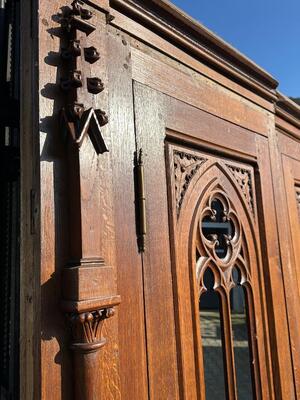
left=84, top=46, right=100, bottom=64
left=95, top=109, right=108, bottom=127
left=87, top=77, right=104, bottom=94
left=71, top=0, right=93, bottom=20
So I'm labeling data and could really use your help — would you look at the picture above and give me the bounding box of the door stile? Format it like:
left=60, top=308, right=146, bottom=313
left=282, top=156, right=300, bottom=301
left=107, top=28, right=149, bottom=400
left=256, top=133, right=295, bottom=399
left=267, top=129, right=300, bottom=398
left=133, top=81, right=180, bottom=400
left=165, top=142, right=202, bottom=400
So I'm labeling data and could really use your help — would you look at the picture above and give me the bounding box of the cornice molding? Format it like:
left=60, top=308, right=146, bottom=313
left=109, top=0, right=278, bottom=101
left=276, top=92, right=300, bottom=128
left=108, top=0, right=300, bottom=130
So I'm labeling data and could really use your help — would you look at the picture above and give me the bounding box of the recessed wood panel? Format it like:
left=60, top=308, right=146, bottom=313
left=132, top=47, right=270, bottom=136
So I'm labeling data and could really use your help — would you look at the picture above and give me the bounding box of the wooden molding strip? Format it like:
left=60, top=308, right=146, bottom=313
left=275, top=93, right=300, bottom=139
left=109, top=0, right=278, bottom=101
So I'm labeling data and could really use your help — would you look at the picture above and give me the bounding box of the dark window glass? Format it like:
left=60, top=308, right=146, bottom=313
left=230, top=268, right=253, bottom=399
left=199, top=268, right=227, bottom=399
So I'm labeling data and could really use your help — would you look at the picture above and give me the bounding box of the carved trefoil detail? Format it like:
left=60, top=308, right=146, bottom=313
left=174, top=150, right=207, bottom=217
left=226, top=164, right=254, bottom=215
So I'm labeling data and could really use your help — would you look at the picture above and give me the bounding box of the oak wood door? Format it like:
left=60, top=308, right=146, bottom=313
left=271, top=131, right=300, bottom=397
left=282, top=154, right=300, bottom=302
left=133, top=81, right=276, bottom=400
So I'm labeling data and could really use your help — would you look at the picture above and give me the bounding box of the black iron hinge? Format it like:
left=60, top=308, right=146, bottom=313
left=134, top=149, right=146, bottom=253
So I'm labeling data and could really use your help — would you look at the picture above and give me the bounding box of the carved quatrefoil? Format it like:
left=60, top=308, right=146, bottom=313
left=200, top=191, right=242, bottom=267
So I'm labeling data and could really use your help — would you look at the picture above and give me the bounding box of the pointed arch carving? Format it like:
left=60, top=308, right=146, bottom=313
left=225, top=163, right=254, bottom=216
left=192, top=174, right=258, bottom=399
left=172, top=148, right=256, bottom=224
left=167, top=144, right=265, bottom=399
left=173, top=149, right=207, bottom=217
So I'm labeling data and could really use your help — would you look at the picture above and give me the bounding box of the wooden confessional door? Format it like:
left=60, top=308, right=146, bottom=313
left=272, top=131, right=300, bottom=397
left=282, top=154, right=300, bottom=302
left=133, top=81, right=275, bottom=400
left=281, top=141, right=300, bottom=303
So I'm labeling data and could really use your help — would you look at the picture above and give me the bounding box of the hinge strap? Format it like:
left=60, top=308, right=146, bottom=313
left=135, top=149, right=146, bottom=252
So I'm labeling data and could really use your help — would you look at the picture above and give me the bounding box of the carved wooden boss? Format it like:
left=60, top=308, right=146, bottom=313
left=59, top=1, right=120, bottom=399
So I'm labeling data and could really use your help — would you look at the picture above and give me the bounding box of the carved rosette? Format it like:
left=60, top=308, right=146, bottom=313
left=226, top=164, right=254, bottom=215
left=69, top=308, right=115, bottom=353
left=173, top=150, right=207, bottom=217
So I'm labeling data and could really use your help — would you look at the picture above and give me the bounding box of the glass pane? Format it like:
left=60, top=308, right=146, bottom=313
left=200, top=268, right=227, bottom=399
left=230, top=268, right=253, bottom=399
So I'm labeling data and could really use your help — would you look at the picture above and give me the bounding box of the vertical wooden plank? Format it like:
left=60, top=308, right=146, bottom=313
left=38, top=2, right=122, bottom=398
left=256, top=133, right=296, bottom=399
left=20, top=1, right=41, bottom=399
left=270, top=130, right=300, bottom=398
left=282, top=156, right=300, bottom=302
left=38, top=1, right=74, bottom=398
left=134, top=82, right=180, bottom=400
left=107, top=28, right=148, bottom=400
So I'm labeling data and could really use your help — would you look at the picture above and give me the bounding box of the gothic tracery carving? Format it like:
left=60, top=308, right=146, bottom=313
left=197, top=190, right=242, bottom=271
left=226, top=164, right=254, bottom=215
left=174, top=150, right=206, bottom=217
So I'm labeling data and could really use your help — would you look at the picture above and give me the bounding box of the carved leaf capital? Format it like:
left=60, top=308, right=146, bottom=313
left=69, top=307, right=115, bottom=352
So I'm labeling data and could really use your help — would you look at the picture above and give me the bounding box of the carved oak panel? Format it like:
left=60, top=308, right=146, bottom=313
left=166, top=143, right=268, bottom=399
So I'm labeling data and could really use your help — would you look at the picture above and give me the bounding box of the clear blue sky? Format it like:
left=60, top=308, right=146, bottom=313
left=171, top=0, right=300, bottom=98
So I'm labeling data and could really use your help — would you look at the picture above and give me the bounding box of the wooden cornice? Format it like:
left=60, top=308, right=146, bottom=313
left=109, top=0, right=278, bottom=101
left=275, top=93, right=300, bottom=140
left=104, top=0, right=300, bottom=130
left=276, top=93, right=300, bottom=128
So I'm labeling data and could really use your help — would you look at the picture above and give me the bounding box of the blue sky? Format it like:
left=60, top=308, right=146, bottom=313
left=172, top=0, right=300, bottom=97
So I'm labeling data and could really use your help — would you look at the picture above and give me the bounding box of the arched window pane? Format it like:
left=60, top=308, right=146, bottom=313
left=200, top=268, right=227, bottom=399
left=230, top=268, right=253, bottom=399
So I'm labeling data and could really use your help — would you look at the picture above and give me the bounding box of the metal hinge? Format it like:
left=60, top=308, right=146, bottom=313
left=134, top=149, right=146, bottom=253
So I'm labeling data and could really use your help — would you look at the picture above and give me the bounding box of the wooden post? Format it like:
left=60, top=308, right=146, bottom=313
left=57, top=2, right=120, bottom=398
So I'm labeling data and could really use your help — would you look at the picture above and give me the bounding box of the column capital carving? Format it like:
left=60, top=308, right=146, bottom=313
left=69, top=307, right=115, bottom=353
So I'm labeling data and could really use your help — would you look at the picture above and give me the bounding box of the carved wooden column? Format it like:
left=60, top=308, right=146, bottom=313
left=58, top=1, right=120, bottom=399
